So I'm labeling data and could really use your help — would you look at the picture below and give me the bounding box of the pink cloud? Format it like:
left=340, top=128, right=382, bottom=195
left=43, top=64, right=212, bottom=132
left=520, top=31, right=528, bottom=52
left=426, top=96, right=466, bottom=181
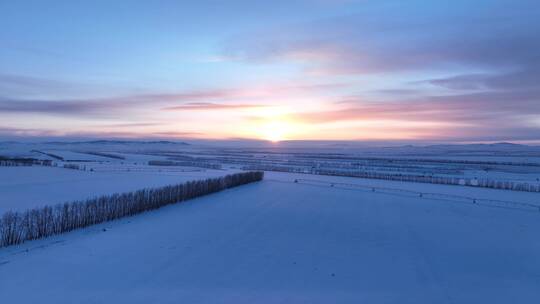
left=164, top=102, right=268, bottom=111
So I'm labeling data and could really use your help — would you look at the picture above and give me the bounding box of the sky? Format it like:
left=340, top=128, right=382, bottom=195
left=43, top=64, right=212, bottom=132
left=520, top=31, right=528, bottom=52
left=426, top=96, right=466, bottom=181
left=1, top=0, right=539, bottom=143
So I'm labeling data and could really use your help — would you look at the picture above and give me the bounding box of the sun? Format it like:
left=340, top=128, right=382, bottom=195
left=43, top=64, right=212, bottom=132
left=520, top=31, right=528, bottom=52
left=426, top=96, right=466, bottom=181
left=242, top=106, right=304, bottom=142
left=262, top=121, right=289, bottom=142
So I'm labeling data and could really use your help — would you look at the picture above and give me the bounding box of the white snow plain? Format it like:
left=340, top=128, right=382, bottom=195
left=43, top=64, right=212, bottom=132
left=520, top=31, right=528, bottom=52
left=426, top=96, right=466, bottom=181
left=1, top=172, right=539, bottom=303
left=0, top=166, right=230, bottom=213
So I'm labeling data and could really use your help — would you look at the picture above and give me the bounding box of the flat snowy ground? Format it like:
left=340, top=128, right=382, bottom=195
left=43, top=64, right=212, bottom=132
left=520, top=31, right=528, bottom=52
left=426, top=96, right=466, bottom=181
left=1, top=174, right=539, bottom=303
left=0, top=166, right=229, bottom=213
left=265, top=172, right=540, bottom=206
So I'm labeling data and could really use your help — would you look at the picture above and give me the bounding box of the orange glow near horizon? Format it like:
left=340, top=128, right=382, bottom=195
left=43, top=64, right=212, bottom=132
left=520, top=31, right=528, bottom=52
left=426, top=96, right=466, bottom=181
left=32, top=98, right=469, bottom=142
left=260, top=120, right=291, bottom=142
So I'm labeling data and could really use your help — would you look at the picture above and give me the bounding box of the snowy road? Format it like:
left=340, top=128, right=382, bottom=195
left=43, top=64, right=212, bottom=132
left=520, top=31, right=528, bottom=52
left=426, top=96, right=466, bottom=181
left=1, top=177, right=539, bottom=303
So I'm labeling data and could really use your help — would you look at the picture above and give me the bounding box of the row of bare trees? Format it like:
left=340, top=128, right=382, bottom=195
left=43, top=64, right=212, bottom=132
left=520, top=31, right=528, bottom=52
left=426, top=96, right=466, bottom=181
left=0, top=160, right=32, bottom=167
left=312, top=168, right=540, bottom=192
left=148, top=160, right=222, bottom=170
left=0, top=171, right=264, bottom=248
left=81, top=151, right=126, bottom=160
left=245, top=164, right=540, bottom=193
left=0, top=158, right=53, bottom=167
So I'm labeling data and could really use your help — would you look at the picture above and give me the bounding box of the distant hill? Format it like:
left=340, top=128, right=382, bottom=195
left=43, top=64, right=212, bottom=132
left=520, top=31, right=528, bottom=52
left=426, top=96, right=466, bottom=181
left=423, top=142, right=529, bottom=151
left=42, top=140, right=190, bottom=145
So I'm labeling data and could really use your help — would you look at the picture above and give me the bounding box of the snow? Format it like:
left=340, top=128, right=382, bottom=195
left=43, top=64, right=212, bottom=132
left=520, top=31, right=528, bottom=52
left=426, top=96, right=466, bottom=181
left=265, top=172, right=540, bottom=206
left=2, top=141, right=540, bottom=303
left=1, top=176, right=539, bottom=303
left=0, top=166, right=231, bottom=213
left=40, top=150, right=114, bottom=161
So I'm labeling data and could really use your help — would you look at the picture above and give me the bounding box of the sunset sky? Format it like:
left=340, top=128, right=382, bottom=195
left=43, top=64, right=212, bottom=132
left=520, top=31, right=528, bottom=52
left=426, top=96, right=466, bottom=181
left=1, top=0, right=539, bottom=142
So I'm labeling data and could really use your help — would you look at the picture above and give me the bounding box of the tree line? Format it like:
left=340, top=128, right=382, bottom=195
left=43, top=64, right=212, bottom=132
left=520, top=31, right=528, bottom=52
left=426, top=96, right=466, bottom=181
left=148, top=160, right=222, bottom=170
left=0, top=157, right=53, bottom=167
left=81, top=151, right=126, bottom=160
left=244, top=164, right=540, bottom=193
left=0, top=171, right=264, bottom=248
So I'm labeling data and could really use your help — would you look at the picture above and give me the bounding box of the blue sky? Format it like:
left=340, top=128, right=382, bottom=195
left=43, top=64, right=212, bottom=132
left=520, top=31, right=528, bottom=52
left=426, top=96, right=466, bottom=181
left=1, top=0, right=539, bottom=142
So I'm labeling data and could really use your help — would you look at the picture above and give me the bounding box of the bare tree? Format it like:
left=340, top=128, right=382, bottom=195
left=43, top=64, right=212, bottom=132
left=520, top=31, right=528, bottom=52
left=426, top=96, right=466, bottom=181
left=0, top=171, right=264, bottom=248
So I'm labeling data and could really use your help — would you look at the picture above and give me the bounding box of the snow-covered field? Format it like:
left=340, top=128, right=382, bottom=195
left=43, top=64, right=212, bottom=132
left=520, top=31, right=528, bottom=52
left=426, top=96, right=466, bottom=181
left=0, top=166, right=229, bottom=213
left=1, top=173, right=539, bottom=303
left=1, top=141, right=540, bottom=303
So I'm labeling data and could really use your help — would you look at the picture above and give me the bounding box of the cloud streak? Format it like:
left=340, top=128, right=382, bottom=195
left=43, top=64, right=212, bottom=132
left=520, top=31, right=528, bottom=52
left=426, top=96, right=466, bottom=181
left=0, top=80, right=347, bottom=116
left=164, top=102, right=268, bottom=111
